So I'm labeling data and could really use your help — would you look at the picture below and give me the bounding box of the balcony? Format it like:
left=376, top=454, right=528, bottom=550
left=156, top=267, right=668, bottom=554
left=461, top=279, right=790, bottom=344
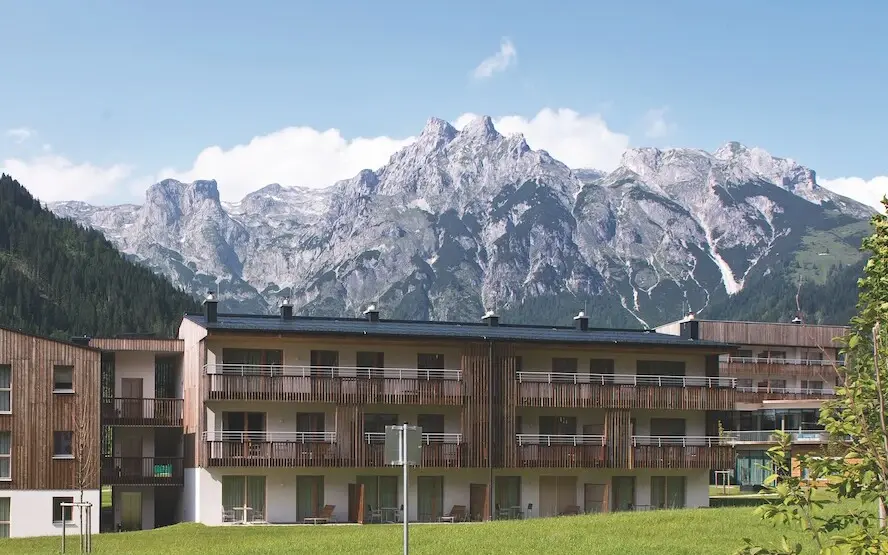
left=101, top=456, right=184, bottom=486
left=735, top=385, right=836, bottom=403
left=516, top=434, right=607, bottom=468
left=721, top=356, right=840, bottom=376
left=363, top=432, right=464, bottom=467
left=205, top=364, right=464, bottom=405
left=724, top=430, right=832, bottom=444
left=102, top=398, right=184, bottom=426
left=630, top=436, right=734, bottom=470
left=516, top=372, right=736, bottom=410
left=204, top=431, right=342, bottom=467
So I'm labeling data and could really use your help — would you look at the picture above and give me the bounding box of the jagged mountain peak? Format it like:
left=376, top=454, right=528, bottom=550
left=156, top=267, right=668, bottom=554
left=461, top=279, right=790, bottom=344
left=48, top=116, right=874, bottom=325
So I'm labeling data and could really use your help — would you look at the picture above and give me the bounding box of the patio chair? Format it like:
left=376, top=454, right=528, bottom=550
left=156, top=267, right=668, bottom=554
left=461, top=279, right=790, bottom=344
left=559, top=505, right=581, bottom=516
left=251, top=509, right=266, bottom=524
left=304, top=504, right=337, bottom=524
left=367, top=505, right=382, bottom=524
left=438, top=505, right=466, bottom=523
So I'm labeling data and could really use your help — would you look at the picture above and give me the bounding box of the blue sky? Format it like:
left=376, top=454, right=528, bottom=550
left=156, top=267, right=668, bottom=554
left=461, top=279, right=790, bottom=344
left=0, top=0, right=886, bottom=206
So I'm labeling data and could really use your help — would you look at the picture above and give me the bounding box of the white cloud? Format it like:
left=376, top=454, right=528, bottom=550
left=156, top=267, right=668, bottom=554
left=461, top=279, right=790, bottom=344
left=2, top=108, right=630, bottom=203
left=455, top=108, right=630, bottom=170
left=820, top=176, right=888, bottom=212
left=5, top=127, right=35, bottom=144
left=643, top=107, right=675, bottom=138
left=472, top=38, right=517, bottom=79
left=1, top=155, right=133, bottom=203
left=156, top=126, right=415, bottom=201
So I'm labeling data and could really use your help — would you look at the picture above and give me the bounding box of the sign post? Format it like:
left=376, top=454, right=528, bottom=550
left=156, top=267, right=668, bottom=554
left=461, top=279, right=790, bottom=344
left=385, top=423, right=422, bottom=555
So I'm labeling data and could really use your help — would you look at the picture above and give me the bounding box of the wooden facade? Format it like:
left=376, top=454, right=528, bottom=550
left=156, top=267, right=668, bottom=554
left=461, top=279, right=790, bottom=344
left=720, top=358, right=841, bottom=377
left=0, top=328, right=101, bottom=490
left=696, top=321, right=847, bottom=349
left=516, top=383, right=735, bottom=411
left=89, top=338, right=184, bottom=353
left=205, top=374, right=463, bottom=405
left=182, top=325, right=754, bottom=476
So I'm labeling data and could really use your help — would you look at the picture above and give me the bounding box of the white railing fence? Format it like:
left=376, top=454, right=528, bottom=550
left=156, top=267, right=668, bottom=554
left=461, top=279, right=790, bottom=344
left=363, top=432, right=463, bottom=444
left=515, top=434, right=605, bottom=446
left=204, top=363, right=462, bottom=381
left=203, top=431, right=337, bottom=443
left=516, top=371, right=736, bottom=388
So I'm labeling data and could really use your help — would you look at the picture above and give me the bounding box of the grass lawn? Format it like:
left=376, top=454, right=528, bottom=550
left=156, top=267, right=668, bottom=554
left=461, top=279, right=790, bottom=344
left=0, top=503, right=852, bottom=555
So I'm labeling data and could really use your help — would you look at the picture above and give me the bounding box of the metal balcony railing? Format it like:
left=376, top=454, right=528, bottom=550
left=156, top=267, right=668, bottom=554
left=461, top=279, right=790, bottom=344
left=205, top=364, right=462, bottom=380
left=516, top=372, right=736, bottom=388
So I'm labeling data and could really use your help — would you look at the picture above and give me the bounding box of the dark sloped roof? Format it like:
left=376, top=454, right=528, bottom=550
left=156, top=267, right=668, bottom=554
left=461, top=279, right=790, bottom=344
left=184, top=313, right=734, bottom=350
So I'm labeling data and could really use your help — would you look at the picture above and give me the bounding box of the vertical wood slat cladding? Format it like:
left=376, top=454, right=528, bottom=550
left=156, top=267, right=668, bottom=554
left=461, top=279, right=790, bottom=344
left=698, top=321, right=847, bottom=349
left=88, top=338, right=184, bottom=352
left=605, top=409, right=631, bottom=468
left=497, top=344, right=518, bottom=468
left=721, top=360, right=840, bottom=376
left=516, top=383, right=734, bottom=410
left=631, top=445, right=734, bottom=470
left=180, top=319, right=208, bottom=469
left=0, top=329, right=100, bottom=490
left=204, top=375, right=463, bottom=404
left=462, top=343, right=490, bottom=468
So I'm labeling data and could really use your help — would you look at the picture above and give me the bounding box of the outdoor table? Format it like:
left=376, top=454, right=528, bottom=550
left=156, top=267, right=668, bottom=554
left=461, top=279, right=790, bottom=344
left=233, top=506, right=251, bottom=524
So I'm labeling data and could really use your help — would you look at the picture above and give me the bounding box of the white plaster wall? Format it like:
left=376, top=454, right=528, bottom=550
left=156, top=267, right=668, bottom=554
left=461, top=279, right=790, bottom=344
left=112, top=487, right=154, bottom=530
left=2, top=489, right=100, bottom=538
left=183, top=469, right=198, bottom=522
left=114, top=352, right=157, bottom=398
left=189, top=468, right=710, bottom=525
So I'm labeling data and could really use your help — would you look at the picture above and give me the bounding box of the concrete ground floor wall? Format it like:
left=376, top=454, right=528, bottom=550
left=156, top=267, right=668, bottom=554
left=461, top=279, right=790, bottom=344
left=184, top=467, right=709, bottom=526
left=0, top=489, right=101, bottom=538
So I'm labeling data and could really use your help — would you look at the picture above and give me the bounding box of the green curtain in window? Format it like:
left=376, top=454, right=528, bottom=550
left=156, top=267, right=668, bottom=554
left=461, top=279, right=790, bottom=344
left=247, top=476, right=266, bottom=519
left=357, top=476, right=379, bottom=510
left=379, top=476, right=398, bottom=508
left=222, top=476, right=245, bottom=512
left=0, top=497, right=9, bottom=538
left=417, top=476, right=443, bottom=522
left=495, top=476, right=520, bottom=510
left=666, top=477, right=686, bottom=508
left=651, top=476, right=665, bottom=508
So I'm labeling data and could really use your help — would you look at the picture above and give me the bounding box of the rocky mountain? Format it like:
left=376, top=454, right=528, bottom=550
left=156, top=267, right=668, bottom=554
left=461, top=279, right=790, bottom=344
left=49, top=116, right=874, bottom=326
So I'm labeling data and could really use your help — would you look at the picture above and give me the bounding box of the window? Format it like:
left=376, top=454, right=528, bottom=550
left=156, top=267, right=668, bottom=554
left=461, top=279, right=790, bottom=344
left=551, top=358, right=578, bottom=383
left=53, top=431, right=73, bottom=458
left=222, top=476, right=266, bottom=523
left=53, top=366, right=74, bottom=392
left=53, top=496, right=74, bottom=522
left=651, top=476, right=686, bottom=509
left=736, top=349, right=753, bottom=359
left=0, top=432, right=9, bottom=479
left=801, top=380, right=823, bottom=392
left=589, top=359, right=614, bottom=375
left=417, top=414, right=445, bottom=434
left=364, top=413, right=399, bottom=437
left=0, top=497, right=8, bottom=538
left=0, top=365, right=9, bottom=412
left=310, top=350, right=339, bottom=376
left=417, top=353, right=445, bottom=379
left=356, top=351, right=384, bottom=379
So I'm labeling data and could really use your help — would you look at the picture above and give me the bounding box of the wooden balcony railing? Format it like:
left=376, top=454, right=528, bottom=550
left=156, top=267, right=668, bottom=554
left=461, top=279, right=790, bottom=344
left=205, top=364, right=464, bottom=405
left=101, top=456, right=183, bottom=486
left=515, top=372, right=736, bottom=410
left=101, top=398, right=183, bottom=426
left=204, top=431, right=343, bottom=467
left=515, top=434, right=607, bottom=468
left=721, top=356, right=841, bottom=376
left=735, top=386, right=836, bottom=403
left=363, top=432, right=464, bottom=467
left=630, top=436, right=734, bottom=470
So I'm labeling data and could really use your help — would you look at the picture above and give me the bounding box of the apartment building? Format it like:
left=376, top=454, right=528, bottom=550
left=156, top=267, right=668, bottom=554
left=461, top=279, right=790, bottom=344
left=180, top=296, right=738, bottom=525
left=0, top=326, right=101, bottom=538
left=93, top=336, right=185, bottom=532
left=655, top=316, right=848, bottom=489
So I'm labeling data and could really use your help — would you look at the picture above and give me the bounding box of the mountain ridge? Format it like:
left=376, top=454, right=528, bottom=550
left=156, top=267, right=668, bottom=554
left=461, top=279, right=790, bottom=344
left=49, top=116, right=873, bottom=326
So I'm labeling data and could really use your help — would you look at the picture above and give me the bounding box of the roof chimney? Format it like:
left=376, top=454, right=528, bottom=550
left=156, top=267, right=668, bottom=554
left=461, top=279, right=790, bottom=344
left=686, top=311, right=695, bottom=321
left=280, top=297, right=294, bottom=320
left=573, top=310, right=589, bottom=331
left=482, top=310, right=499, bottom=327
left=363, top=304, right=380, bottom=322
left=791, top=316, right=803, bottom=324
left=203, top=291, right=218, bottom=324
left=70, top=336, right=91, bottom=347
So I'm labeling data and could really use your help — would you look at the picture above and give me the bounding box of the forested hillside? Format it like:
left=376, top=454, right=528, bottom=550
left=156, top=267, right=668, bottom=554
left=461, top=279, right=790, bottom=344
left=0, top=174, right=200, bottom=339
